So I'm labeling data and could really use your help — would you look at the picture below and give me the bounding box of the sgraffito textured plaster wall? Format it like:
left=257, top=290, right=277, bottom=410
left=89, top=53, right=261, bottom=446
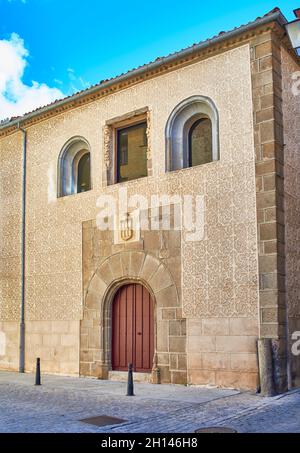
left=0, top=133, right=22, bottom=370
left=0, top=44, right=259, bottom=380
left=281, top=46, right=300, bottom=387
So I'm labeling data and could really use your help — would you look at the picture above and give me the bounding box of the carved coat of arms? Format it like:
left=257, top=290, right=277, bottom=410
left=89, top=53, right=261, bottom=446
left=120, top=213, right=133, bottom=242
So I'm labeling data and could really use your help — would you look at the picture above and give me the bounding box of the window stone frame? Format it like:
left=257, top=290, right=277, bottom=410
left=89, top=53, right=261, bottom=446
left=57, top=136, right=91, bottom=198
left=103, top=107, right=152, bottom=186
left=165, top=95, right=219, bottom=172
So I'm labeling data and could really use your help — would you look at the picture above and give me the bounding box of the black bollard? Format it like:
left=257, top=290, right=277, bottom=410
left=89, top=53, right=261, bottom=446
left=35, top=358, right=41, bottom=386
left=127, top=363, right=134, bottom=396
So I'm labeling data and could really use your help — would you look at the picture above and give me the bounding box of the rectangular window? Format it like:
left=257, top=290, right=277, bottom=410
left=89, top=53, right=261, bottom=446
left=117, top=122, right=148, bottom=183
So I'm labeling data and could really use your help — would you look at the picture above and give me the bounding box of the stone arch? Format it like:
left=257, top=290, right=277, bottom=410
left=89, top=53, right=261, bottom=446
left=80, top=251, right=181, bottom=381
left=165, top=95, right=219, bottom=171
left=57, top=135, right=91, bottom=197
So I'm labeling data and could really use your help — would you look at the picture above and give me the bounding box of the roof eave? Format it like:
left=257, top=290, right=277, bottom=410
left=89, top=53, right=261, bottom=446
left=0, top=9, right=287, bottom=133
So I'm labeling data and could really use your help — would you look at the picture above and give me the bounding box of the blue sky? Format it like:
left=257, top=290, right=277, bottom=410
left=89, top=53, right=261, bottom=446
left=0, top=0, right=299, bottom=119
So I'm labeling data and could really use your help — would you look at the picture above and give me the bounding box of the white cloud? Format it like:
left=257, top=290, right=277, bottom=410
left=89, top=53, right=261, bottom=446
left=7, top=0, right=27, bottom=4
left=66, top=67, right=90, bottom=94
left=0, top=33, right=64, bottom=121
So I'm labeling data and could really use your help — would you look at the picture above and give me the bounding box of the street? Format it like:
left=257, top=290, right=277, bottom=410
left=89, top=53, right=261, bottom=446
left=0, top=371, right=300, bottom=433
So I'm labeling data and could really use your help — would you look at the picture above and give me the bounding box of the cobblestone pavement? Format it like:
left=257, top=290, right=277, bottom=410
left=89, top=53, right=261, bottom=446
left=0, top=371, right=300, bottom=433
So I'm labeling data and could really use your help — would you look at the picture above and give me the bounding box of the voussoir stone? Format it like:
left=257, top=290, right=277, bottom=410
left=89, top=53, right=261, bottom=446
left=140, top=254, right=160, bottom=282
left=149, top=264, right=173, bottom=294
left=129, top=251, right=145, bottom=277
left=97, top=260, right=114, bottom=286
left=107, top=253, right=123, bottom=280
left=89, top=273, right=108, bottom=297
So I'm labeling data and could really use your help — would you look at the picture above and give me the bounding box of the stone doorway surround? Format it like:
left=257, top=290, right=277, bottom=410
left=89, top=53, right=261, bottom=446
left=111, top=283, right=154, bottom=373
left=80, top=246, right=187, bottom=385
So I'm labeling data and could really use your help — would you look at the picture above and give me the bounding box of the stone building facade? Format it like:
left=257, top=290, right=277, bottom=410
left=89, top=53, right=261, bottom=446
left=0, top=8, right=299, bottom=392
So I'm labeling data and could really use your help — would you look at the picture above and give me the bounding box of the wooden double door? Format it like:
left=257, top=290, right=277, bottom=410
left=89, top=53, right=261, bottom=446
left=112, top=284, right=154, bottom=372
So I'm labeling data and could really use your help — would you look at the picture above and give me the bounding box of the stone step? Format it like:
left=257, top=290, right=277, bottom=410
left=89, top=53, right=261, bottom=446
left=108, top=370, right=151, bottom=383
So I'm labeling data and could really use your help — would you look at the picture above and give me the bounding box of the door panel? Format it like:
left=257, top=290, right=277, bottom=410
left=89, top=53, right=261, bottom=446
left=112, top=284, right=154, bottom=372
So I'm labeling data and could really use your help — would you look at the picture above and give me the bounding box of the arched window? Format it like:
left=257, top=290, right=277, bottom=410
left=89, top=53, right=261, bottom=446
left=76, top=153, right=91, bottom=193
left=188, top=118, right=212, bottom=167
left=58, top=137, right=91, bottom=197
left=165, top=96, right=219, bottom=172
